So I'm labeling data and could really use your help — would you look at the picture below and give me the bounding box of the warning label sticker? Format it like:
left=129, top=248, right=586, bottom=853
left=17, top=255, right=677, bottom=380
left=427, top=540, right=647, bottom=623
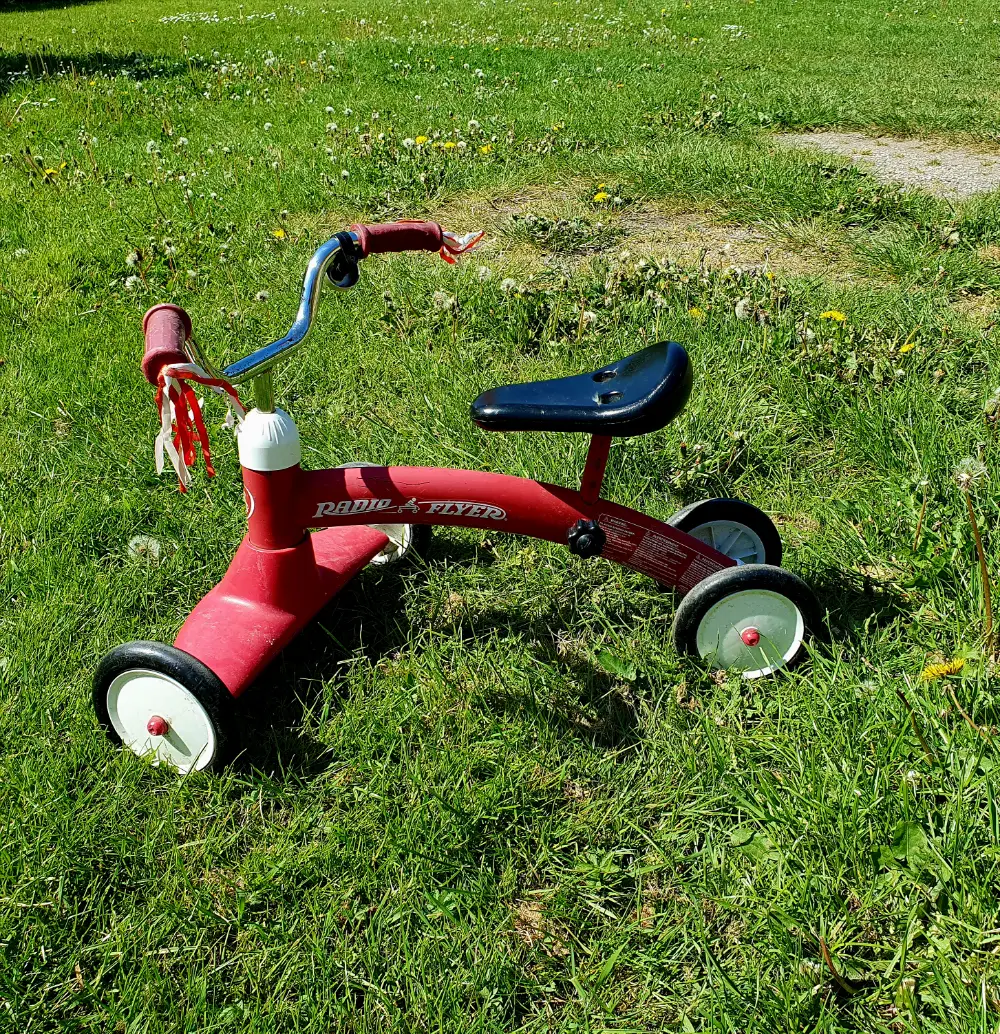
left=597, top=511, right=727, bottom=591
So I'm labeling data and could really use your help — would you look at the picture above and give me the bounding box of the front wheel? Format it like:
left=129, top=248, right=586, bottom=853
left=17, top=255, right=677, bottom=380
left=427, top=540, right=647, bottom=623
left=671, top=564, right=821, bottom=678
left=667, top=498, right=782, bottom=566
left=93, top=641, right=237, bottom=773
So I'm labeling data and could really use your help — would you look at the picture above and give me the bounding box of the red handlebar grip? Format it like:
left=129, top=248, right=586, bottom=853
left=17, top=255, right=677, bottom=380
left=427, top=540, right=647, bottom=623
left=141, top=304, right=192, bottom=384
left=349, top=220, right=443, bottom=257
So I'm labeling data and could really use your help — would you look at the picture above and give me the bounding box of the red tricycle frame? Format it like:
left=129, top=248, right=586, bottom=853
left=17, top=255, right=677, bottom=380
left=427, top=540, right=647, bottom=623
left=174, top=436, right=734, bottom=698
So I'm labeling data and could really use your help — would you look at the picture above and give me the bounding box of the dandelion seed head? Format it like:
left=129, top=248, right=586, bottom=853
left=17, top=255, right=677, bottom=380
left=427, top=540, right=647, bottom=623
left=954, top=457, right=987, bottom=492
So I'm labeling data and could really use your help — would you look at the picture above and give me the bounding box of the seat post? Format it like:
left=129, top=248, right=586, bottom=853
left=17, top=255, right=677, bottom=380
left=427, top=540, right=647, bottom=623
left=580, top=435, right=613, bottom=504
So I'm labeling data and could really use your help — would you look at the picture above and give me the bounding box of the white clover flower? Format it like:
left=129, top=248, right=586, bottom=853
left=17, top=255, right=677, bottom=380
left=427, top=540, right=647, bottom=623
left=145, top=140, right=158, bottom=153
left=500, top=277, right=519, bottom=295
left=402, top=137, right=415, bottom=148
left=734, top=297, right=752, bottom=320
left=326, top=122, right=337, bottom=132
left=263, top=122, right=272, bottom=130
left=124, top=275, right=141, bottom=290
left=432, top=290, right=456, bottom=311
left=14, top=248, right=28, bottom=259
left=177, top=137, right=188, bottom=147
left=581, top=311, right=597, bottom=325
left=255, top=290, right=270, bottom=302
left=341, top=169, right=350, bottom=179
left=467, top=118, right=480, bottom=132
left=125, top=250, right=140, bottom=267
left=476, top=265, right=492, bottom=281
left=343, top=107, right=352, bottom=115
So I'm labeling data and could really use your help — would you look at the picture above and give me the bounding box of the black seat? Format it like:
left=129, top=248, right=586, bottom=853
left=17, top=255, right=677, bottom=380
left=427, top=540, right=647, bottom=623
left=470, top=341, right=691, bottom=437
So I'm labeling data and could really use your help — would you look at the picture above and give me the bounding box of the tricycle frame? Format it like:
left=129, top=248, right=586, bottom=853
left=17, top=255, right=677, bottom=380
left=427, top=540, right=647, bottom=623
left=174, top=430, right=735, bottom=699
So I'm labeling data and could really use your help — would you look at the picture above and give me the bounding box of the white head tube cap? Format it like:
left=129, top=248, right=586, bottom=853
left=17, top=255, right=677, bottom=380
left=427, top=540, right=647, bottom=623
left=236, top=408, right=301, bottom=471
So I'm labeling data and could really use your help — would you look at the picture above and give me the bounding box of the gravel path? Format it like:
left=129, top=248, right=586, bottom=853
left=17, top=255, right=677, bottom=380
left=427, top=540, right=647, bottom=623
left=779, top=131, right=1000, bottom=199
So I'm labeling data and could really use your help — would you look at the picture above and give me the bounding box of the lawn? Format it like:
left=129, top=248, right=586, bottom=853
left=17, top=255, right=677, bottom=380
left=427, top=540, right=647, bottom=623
left=2, top=0, right=1000, bottom=1029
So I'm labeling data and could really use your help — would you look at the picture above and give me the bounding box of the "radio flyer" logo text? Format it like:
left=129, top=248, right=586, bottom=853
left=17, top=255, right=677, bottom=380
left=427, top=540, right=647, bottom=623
left=313, top=497, right=507, bottom=521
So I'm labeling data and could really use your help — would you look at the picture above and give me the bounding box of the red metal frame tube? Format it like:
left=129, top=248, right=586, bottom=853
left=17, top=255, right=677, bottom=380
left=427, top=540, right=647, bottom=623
left=580, top=435, right=612, bottom=505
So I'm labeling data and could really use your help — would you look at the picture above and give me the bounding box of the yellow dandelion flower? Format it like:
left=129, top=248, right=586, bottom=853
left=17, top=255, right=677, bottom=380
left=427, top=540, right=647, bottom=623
left=271, top=228, right=286, bottom=239
left=899, top=341, right=916, bottom=354
left=43, top=168, right=58, bottom=176
left=820, top=309, right=847, bottom=322
left=443, top=140, right=457, bottom=149
left=688, top=306, right=706, bottom=321
left=479, top=143, right=492, bottom=154
left=593, top=191, right=610, bottom=202
left=415, top=135, right=428, bottom=145
left=919, top=658, right=965, bottom=682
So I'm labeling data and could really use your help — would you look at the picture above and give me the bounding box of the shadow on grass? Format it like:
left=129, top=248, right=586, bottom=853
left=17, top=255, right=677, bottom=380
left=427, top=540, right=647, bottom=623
left=0, top=49, right=200, bottom=96
left=234, top=541, right=905, bottom=778
left=236, top=536, right=642, bottom=777
left=0, top=0, right=105, bottom=11
left=808, top=564, right=909, bottom=640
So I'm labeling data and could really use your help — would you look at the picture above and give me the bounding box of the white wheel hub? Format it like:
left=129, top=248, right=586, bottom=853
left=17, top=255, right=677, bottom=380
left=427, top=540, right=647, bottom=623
left=695, top=588, right=805, bottom=678
left=688, top=520, right=766, bottom=565
left=106, top=668, right=217, bottom=773
left=368, top=523, right=413, bottom=565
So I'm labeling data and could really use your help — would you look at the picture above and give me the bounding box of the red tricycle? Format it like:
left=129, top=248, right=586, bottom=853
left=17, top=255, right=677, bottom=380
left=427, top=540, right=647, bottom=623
left=94, top=220, right=822, bottom=772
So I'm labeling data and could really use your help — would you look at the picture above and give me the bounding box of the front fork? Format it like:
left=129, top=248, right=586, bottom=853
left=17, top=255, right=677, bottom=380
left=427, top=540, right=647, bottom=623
left=172, top=404, right=389, bottom=696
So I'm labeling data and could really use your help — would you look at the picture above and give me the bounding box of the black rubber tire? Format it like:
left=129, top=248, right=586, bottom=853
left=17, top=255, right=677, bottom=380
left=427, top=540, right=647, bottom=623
left=667, top=498, right=782, bottom=567
left=93, top=640, right=237, bottom=771
left=671, top=564, right=822, bottom=677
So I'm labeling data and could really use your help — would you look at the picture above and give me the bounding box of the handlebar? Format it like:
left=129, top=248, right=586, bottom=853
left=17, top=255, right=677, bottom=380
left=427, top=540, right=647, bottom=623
left=143, top=221, right=458, bottom=387
left=349, top=220, right=443, bottom=257
left=141, top=304, right=193, bottom=385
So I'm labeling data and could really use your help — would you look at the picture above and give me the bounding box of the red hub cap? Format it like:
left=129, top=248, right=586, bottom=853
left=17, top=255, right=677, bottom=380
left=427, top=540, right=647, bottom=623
left=146, top=715, right=169, bottom=737
left=740, top=627, right=761, bottom=647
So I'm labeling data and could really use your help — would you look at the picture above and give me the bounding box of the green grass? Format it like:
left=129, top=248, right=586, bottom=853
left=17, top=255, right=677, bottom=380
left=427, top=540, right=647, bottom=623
left=2, top=0, right=1000, bottom=1029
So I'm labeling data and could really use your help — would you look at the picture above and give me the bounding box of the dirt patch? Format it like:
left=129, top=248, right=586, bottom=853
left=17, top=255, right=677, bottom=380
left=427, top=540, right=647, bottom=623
left=616, top=208, right=852, bottom=277
left=511, top=898, right=569, bottom=957
left=779, top=132, right=1000, bottom=200
left=431, top=184, right=855, bottom=279
left=950, top=290, right=998, bottom=328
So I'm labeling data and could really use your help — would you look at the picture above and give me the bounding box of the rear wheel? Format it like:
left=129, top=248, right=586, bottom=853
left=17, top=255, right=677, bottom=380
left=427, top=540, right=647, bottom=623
left=93, top=641, right=236, bottom=773
left=337, top=462, right=432, bottom=566
left=668, top=498, right=781, bottom=566
left=368, top=522, right=432, bottom=565
left=671, top=564, right=821, bottom=678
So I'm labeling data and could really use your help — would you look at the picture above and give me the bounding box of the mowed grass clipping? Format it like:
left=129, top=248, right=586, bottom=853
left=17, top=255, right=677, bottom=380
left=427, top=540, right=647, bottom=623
left=2, top=0, right=1000, bottom=1030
